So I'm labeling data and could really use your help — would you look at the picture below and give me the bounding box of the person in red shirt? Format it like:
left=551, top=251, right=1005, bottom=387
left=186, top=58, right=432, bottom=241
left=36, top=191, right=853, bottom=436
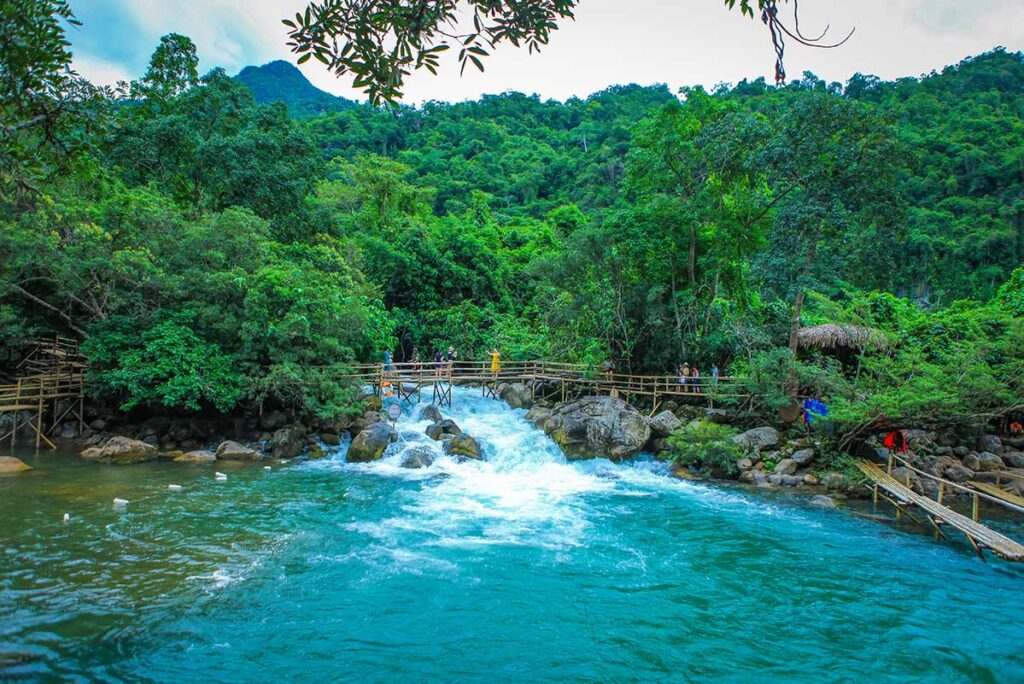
left=883, top=430, right=908, bottom=453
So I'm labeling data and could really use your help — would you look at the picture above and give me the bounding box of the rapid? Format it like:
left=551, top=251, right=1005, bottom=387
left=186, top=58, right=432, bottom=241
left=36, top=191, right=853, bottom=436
left=1, top=388, right=1022, bottom=681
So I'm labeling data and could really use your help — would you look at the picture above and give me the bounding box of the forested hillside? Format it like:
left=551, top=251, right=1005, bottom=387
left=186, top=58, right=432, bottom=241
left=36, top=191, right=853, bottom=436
left=2, top=23, right=1021, bottom=431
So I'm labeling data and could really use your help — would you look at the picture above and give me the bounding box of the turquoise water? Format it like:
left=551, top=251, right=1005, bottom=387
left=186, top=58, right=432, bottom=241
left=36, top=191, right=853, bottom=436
left=2, top=389, right=1023, bottom=682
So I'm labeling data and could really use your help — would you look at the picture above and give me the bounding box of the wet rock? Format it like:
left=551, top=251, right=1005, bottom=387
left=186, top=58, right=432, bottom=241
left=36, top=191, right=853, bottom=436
left=526, top=405, right=551, bottom=427
left=400, top=447, right=435, bottom=469
left=543, top=395, right=651, bottom=462
left=773, top=458, right=798, bottom=476
left=444, top=433, right=482, bottom=460
left=174, top=450, right=217, bottom=464
left=55, top=422, right=79, bottom=439
left=962, top=453, right=981, bottom=471
left=952, top=446, right=969, bottom=457
left=647, top=410, right=682, bottom=438
left=703, top=408, right=730, bottom=424
left=975, top=452, right=1004, bottom=472
left=809, top=495, right=837, bottom=508
left=83, top=436, right=159, bottom=465
left=803, top=473, right=820, bottom=486
left=347, top=422, right=397, bottom=463
left=215, top=440, right=260, bottom=461
left=733, top=427, right=780, bottom=454
left=272, top=426, right=306, bottom=459
left=978, top=435, right=1003, bottom=457
left=945, top=464, right=975, bottom=483
left=142, top=434, right=160, bottom=447
left=352, top=411, right=383, bottom=433
left=736, top=458, right=754, bottom=472
left=500, top=382, right=533, bottom=409
left=363, top=394, right=383, bottom=413
left=419, top=405, right=443, bottom=423
left=89, top=418, right=108, bottom=431
left=791, top=448, right=816, bottom=467
left=320, top=433, right=341, bottom=447
left=426, top=419, right=462, bottom=440
left=0, top=456, right=32, bottom=474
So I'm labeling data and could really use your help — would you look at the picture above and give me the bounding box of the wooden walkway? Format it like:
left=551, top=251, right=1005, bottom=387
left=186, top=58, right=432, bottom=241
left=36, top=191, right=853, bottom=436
left=339, top=360, right=748, bottom=410
left=858, top=460, right=1024, bottom=562
left=0, top=337, right=85, bottom=449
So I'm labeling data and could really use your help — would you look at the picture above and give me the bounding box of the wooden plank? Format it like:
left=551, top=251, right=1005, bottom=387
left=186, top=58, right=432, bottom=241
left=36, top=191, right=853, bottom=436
left=971, top=482, right=1024, bottom=511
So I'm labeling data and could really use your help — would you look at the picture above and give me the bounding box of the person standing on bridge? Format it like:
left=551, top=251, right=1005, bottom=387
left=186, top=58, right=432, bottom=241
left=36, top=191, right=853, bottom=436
left=691, top=366, right=701, bottom=393
left=410, top=347, right=420, bottom=365
left=489, top=347, right=501, bottom=375
left=603, top=358, right=615, bottom=381
left=383, top=348, right=393, bottom=373
left=681, top=363, right=691, bottom=393
left=712, top=364, right=719, bottom=386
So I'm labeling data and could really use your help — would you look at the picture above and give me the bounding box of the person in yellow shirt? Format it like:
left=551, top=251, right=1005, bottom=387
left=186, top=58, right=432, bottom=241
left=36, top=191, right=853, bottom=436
left=489, top=347, right=501, bottom=374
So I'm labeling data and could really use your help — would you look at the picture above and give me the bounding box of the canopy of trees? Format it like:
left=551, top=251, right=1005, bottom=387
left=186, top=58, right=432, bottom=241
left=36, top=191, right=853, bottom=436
left=1, top=6, right=1020, bottom=436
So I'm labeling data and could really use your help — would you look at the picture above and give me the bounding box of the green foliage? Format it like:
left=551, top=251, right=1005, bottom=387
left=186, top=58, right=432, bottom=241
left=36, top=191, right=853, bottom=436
left=666, top=420, right=743, bottom=476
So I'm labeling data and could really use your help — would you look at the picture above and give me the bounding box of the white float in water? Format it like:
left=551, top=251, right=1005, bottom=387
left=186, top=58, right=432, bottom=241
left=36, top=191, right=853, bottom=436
left=113, top=498, right=129, bottom=506
left=62, top=513, right=70, bottom=523
left=168, top=484, right=183, bottom=491
left=215, top=472, right=228, bottom=480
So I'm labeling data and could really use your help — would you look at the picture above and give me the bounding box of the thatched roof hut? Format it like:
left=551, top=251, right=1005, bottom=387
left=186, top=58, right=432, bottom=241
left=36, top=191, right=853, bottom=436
left=797, top=324, right=889, bottom=352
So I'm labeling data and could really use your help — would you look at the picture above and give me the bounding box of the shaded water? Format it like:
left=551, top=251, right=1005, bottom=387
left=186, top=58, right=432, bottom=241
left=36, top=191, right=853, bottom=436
left=2, top=388, right=1023, bottom=682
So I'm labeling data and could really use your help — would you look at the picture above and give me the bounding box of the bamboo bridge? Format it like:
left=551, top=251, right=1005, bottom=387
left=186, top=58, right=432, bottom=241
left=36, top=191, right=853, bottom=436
left=858, top=454, right=1024, bottom=562
left=340, top=360, right=747, bottom=411
left=0, top=337, right=85, bottom=449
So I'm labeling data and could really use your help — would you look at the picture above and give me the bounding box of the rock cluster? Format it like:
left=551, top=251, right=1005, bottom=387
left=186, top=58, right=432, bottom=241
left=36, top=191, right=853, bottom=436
left=540, top=396, right=651, bottom=461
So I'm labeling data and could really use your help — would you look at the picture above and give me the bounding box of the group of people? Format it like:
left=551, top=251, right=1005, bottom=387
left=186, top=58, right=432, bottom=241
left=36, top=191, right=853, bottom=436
left=382, top=345, right=503, bottom=374
left=675, top=362, right=719, bottom=393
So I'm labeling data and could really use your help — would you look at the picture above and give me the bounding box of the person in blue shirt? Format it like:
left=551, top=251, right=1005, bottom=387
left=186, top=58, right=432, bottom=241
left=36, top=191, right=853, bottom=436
left=711, top=364, right=719, bottom=385
left=383, top=348, right=393, bottom=372
left=803, top=397, right=829, bottom=434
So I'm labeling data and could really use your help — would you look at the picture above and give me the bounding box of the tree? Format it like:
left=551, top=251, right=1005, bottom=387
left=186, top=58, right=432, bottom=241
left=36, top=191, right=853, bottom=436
left=130, top=33, right=199, bottom=105
left=288, top=0, right=840, bottom=103
left=0, top=0, right=111, bottom=206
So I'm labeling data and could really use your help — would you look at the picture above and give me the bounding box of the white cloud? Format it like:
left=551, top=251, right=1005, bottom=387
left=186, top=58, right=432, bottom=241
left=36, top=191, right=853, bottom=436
left=72, top=52, right=133, bottom=87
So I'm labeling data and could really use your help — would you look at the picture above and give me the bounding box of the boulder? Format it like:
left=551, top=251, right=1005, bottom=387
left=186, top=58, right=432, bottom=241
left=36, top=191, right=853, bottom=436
left=419, top=405, right=443, bottom=423
left=215, top=440, right=260, bottom=461
left=320, top=433, right=342, bottom=447
left=444, top=433, right=483, bottom=460
left=142, top=434, right=160, bottom=447
left=945, top=464, right=975, bottom=483
left=55, top=422, right=79, bottom=440
left=542, top=395, right=651, bottom=461
left=347, top=422, right=397, bottom=463
left=962, top=453, right=982, bottom=471
left=790, top=448, right=816, bottom=467
left=258, top=409, right=287, bottom=431
left=1004, top=452, right=1024, bottom=468
left=500, top=382, right=533, bottom=409
left=802, top=473, right=820, bottom=486
left=890, top=466, right=922, bottom=492
left=83, top=436, right=159, bottom=465
left=526, top=405, right=552, bottom=427
left=977, top=435, right=1003, bottom=457
left=773, top=458, right=798, bottom=476
left=952, top=446, right=970, bottom=457
left=400, top=447, right=435, bottom=469
left=363, top=394, right=383, bottom=413
left=975, top=451, right=1004, bottom=472
left=272, top=425, right=307, bottom=459
left=89, top=418, right=108, bottom=432
left=174, top=450, right=217, bottom=464
left=736, top=458, right=754, bottom=472
left=809, top=495, right=837, bottom=509
left=352, top=411, right=383, bottom=433
left=733, top=427, right=780, bottom=454
left=0, top=456, right=32, bottom=474
left=427, top=419, right=462, bottom=440
left=647, top=410, right=682, bottom=438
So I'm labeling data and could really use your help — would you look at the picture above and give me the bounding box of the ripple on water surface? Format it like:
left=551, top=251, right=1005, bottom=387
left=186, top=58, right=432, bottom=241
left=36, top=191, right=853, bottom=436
left=1, top=388, right=1023, bottom=681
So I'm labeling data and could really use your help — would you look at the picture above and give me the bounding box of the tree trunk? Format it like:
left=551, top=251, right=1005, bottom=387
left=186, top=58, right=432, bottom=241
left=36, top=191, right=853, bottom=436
left=688, top=224, right=697, bottom=285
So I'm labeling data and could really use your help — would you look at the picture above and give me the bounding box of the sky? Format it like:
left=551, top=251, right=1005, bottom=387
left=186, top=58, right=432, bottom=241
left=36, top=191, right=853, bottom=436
left=67, top=0, right=1024, bottom=104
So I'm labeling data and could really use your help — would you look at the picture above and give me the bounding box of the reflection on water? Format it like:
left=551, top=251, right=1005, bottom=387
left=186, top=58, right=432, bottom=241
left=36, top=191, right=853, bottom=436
left=2, top=388, right=1023, bottom=681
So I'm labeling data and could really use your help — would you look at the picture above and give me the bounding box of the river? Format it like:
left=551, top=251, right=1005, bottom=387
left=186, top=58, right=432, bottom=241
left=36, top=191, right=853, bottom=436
left=2, top=388, right=1023, bottom=681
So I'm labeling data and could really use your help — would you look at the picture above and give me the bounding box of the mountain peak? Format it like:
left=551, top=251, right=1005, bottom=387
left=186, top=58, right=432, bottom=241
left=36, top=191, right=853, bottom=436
left=235, top=60, right=357, bottom=117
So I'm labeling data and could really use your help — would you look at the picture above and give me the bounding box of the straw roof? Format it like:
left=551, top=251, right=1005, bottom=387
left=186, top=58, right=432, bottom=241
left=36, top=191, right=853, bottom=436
left=797, top=324, right=888, bottom=351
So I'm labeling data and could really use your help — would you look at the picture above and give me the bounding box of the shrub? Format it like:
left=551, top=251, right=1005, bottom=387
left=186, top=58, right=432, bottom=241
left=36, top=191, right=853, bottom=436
left=666, top=420, right=743, bottom=476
